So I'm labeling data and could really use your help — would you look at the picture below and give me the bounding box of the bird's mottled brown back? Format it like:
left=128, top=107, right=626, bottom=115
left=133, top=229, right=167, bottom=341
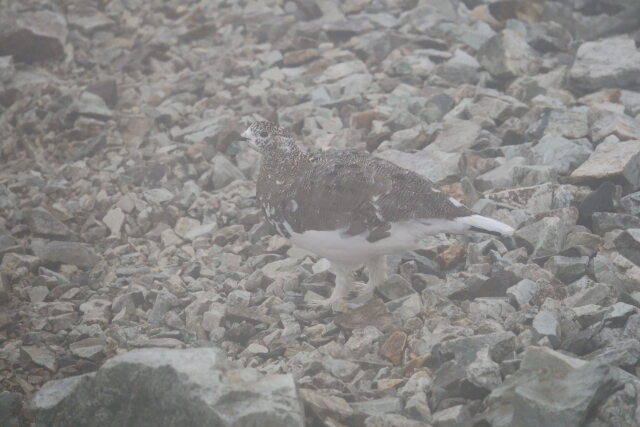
left=257, top=145, right=472, bottom=242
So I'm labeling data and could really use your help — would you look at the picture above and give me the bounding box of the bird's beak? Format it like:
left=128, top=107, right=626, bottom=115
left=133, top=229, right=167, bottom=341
left=239, top=129, right=259, bottom=151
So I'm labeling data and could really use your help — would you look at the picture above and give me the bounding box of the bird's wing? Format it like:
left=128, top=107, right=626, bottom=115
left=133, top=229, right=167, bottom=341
left=282, top=150, right=471, bottom=240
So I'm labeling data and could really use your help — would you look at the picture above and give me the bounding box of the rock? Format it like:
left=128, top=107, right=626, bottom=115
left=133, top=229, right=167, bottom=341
left=79, top=299, right=111, bottom=325
left=379, top=330, right=408, bottom=365
left=364, top=414, right=424, bottom=427
left=30, top=348, right=304, bottom=427
left=428, top=119, right=483, bottom=153
left=590, top=113, right=640, bottom=143
left=543, top=256, right=589, bottom=283
left=102, top=207, right=125, bottom=238
left=484, top=346, right=621, bottom=427
left=478, top=29, right=541, bottom=80
left=592, top=212, right=640, bottom=234
left=0, top=10, right=68, bottom=62
left=376, top=274, right=415, bottom=301
left=351, top=397, right=403, bottom=417
left=569, top=36, right=640, bottom=92
left=620, top=191, right=640, bottom=215
left=69, top=92, right=112, bottom=121
left=0, top=55, right=14, bottom=83
left=27, top=208, right=71, bottom=238
left=210, top=155, right=245, bottom=189
left=375, top=149, right=462, bottom=182
left=21, top=345, right=57, bottom=372
left=299, top=388, right=354, bottom=421
left=432, top=404, right=472, bottom=427
left=515, top=217, right=569, bottom=259
left=31, top=240, right=100, bottom=268
left=0, top=391, right=22, bottom=427
left=335, top=299, right=400, bottom=333
left=532, top=311, right=561, bottom=348
left=531, top=134, right=592, bottom=175
left=69, top=338, right=105, bottom=361
left=613, top=228, right=640, bottom=266
left=506, top=279, right=545, bottom=308
left=475, top=157, right=528, bottom=191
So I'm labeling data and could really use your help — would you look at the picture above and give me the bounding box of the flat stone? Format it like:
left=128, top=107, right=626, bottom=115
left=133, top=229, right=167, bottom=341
left=531, top=134, right=592, bottom=175
left=613, top=228, right=640, bottom=266
left=299, top=388, right=354, bottom=421
left=27, top=208, right=71, bottom=238
left=351, top=397, right=402, bottom=417
left=515, top=217, right=568, bottom=259
left=428, top=119, right=483, bottom=153
left=69, top=337, right=106, bottom=361
left=376, top=274, right=415, bottom=301
left=143, top=188, right=174, bottom=204
left=224, top=304, right=277, bottom=325
left=543, top=256, right=589, bottom=283
left=210, top=155, right=245, bottom=190
left=21, top=345, right=57, bottom=372
left=592, top=212, right=640, bottom=234
left=569, top=36, right=640, bottom=92
left=31, top=240, right=100, bottom=268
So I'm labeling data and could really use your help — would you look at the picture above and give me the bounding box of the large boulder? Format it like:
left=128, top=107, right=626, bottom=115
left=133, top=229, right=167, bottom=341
left=30, top=348, right=305, bottom=427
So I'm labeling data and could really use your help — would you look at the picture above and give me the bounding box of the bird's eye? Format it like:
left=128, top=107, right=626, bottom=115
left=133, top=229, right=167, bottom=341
left=259, top=131, right=268, bottom=138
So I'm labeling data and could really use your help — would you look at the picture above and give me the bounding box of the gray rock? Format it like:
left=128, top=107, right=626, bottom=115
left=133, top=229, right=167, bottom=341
left=351, top=397, right=403, bottom=417
left=432, top=404, right=471, bottom=427
left=515, top=217, right=569, bottom=259
left=69, top=337, right=105, bottom=361
left=513, top=165, right=557, bottom=186
left=478, top=29, right=541, bottom=80
left=365, top=414, right=425, bottom=427
left=31, top=240, right=100, bottom=268
left=70, top=92, right=112, bottom=121
left=27, top=208, right=71, bottom=238
left=375, top=149, right=462, bottom=183
left=484, top=346, right=621, bottom=427
left=475, top=157, right=529, bottom=191
left=428, top=119, right=483, bottom=153
left=569, top=36, right=640, bottom=92
left=592, top=212, right=640, bottom=234
left=543, top=109, right=590, bottom=139
left=21, top=345, right=57, bottom=372
left=0, top=391, right=22, bottom=427
left=506, top=279, right=545, bottom=308
left=544, top=256, right=589, bottom=283
left=613, top=228, right=640, bottom=266
left=531, top=134, right=592, bottom=175
left=620, top=191, right=640, bottom=215
left=590, top=113, right=640, bottom=143
left=0, top=55, right=14, bottom=84
left=30, top=348, right=304, bottom=427
left=376, top=274, right=415, bottom=300
left=210, top=155, right=246, bottom=190
left=434, top=48, right=480, bottom=85
left=0, top=10, right=68, bottom=62
left=571, top=141, right=640, bottom=188
left=532, top=311, right=561, bottom=348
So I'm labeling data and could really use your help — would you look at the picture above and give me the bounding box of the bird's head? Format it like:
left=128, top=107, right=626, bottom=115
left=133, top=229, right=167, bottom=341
left=240, top=121, right=294, bottom=155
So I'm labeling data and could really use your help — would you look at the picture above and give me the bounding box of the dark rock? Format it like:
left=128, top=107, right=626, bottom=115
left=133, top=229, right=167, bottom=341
left=31, top=348, right=304, bottom=427
left=478, top=29, right=541, bottom=80
left=0, top=10, right=68, bottom=62
left=613, top=229, right=640, bottom=266
left=483, top=346, right=623, bottom=427
left=0, top=391, right=22, bottom=427
left=592, top=212, right=640, bottom=234
left=31, top=240, right=100, bottom=268
left=577, top=182, right=622, bottom=228
left=544, top=256, right=589, bottom=283
left=27, top=208, right=71, bottom=238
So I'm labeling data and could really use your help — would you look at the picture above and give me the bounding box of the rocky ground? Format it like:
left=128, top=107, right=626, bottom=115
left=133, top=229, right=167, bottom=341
left=1, top=0, right=640, bottom=426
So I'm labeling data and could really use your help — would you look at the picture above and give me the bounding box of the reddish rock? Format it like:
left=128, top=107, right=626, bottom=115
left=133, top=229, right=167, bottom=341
left=379, top=330, right=408, bottom=365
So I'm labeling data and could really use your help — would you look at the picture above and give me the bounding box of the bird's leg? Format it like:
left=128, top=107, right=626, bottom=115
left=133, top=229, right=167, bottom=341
left=308, top=261, right=354, bottom=308
left=354, top=255, right=387, bottom=299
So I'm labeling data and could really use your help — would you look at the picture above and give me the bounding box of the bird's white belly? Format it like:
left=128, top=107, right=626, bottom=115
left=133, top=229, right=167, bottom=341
left=284, top=219, right=465, bottom=262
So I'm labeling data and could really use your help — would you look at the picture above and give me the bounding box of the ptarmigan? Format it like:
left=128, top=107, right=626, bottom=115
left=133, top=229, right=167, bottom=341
left=241, top=121, right=514, bottom=307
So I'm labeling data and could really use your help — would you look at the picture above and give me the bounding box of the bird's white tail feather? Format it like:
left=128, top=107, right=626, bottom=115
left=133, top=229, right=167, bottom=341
left=455, top=214, right=514, bottom=236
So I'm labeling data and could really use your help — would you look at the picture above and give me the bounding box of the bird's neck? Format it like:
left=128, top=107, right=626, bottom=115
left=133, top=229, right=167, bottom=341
left=261, top=137, right=309, bottom=172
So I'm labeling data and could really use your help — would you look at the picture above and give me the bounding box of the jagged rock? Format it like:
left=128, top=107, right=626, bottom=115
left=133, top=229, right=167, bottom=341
left=532, top=310, right=561, bottom=348
left=27, top=208, right=71, bottom=238
left=483, top=346, right=622, bottom=427
left=30, top=348, right=304, bottom=427
left=31, top=240, right=100, bottom=268
left=569, top=36, right=640, bottom=92
left=531, top=134, right=592, bottom=175
left=478, top=29, right=541, bottom=80
left=0, top=10, right=68, bottom=62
